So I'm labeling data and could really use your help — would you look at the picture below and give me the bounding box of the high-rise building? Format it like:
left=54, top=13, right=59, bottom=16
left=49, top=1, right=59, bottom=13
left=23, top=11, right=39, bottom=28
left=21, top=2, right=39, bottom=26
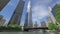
left=24, top=0, right=33, bottom=28
left=0, top=0, right=10, bottom=11
left=41, top=21, right=47, bottom=27
left=48, top=7, right=56, bottom=24
left=28, top=0, right=33, bottom=28
left=24, top=13, right=28, bottom=28
left=51, top=5, right=56, bottom=17
left=0, top=15, right=6, bottom=26
left=46, top=16, right=53, bottom=27
left=34, top=21, right=38, bottom=28
left=8, top=0, right=25, bottom=25
left=47, top=17, right=53, bottom=23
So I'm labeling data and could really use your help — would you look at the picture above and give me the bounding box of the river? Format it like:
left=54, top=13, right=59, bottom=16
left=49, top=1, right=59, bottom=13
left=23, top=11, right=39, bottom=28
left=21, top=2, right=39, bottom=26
left=0, top=32, right=57, bottom=34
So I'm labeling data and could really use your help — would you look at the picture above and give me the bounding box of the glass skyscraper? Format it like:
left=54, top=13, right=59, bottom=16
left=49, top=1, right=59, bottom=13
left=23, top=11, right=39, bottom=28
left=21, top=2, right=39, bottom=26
left=24, top=0, right=33, bottom=28
left=24, top=12, right=28, bottom=28
left=8, top=0, right=25, bottom=25
left=28, top=0, right=33, bottom=28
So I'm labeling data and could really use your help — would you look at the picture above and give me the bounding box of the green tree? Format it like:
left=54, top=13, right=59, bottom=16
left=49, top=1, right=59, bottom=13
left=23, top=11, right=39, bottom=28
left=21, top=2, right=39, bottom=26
left=8, top=24, right=21, bottom=31
left=48, top=23, right=58, bottom=30
left=56, top=4, right=60, bottom=24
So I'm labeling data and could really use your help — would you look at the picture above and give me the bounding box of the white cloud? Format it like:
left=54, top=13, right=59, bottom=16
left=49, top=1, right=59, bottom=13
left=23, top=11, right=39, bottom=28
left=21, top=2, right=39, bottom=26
left=32, top=5, right=50, bottom=22
left=31, top=0, right=55, bottom=23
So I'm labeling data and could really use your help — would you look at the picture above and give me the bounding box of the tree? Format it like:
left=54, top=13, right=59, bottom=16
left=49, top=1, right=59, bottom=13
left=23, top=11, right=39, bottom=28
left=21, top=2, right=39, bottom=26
left=48, top=23, right=58, bottom=30
left=56, top=4, right=60, bottom=24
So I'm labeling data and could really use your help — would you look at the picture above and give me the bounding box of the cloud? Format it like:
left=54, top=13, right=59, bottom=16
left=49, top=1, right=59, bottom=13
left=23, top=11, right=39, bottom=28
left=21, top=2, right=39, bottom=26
left=31, top=0, right=60, bottom=23
left=32, top=0, right=60, bottom=23
left=31, top=0, right=53, bottom=5
left=31, top=0, right=54, bottom=23
left=32, top=5, right=50, bottom=22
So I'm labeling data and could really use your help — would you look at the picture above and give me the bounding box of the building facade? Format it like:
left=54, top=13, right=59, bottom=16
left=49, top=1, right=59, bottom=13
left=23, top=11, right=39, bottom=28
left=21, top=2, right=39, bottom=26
left=0, top=0, right=10, bottom=11
left=0, top=15, right=6, bottom=26
left=0, top=15, right=3, bottom=20
left=8, top=0, right=25, bottom=25
left=28, top=0, right=33, bottom=28
left=41, top=21, right=47, bottom=27
left=33, top=21, right=38, bottom=28
left=47, top=6, right=56, bottom=24
left=24, top=12, right=28, bottom=28
left=24, top=0, right=33, bottom=28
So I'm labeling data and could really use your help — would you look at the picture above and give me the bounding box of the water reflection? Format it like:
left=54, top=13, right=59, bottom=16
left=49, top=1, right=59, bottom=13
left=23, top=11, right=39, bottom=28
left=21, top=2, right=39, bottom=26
left=0, top=32, right=44, bottom=34
left=0, top=32, right=59, bottom=34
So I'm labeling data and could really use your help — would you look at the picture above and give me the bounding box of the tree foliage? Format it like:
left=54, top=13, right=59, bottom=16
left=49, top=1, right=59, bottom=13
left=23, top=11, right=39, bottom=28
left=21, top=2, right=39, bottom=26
left=48, top=23, right=58, bottom=30
left=56, top=4, right=60, bottom=24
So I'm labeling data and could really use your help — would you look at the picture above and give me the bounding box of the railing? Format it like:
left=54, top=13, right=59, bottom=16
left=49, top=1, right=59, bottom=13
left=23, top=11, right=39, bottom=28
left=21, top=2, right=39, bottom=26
left=24, top=27, right=48, bottom=31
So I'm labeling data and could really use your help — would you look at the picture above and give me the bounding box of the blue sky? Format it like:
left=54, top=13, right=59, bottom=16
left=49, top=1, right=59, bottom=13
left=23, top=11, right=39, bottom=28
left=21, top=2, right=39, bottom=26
left=0, top=0, right=60, bottom=26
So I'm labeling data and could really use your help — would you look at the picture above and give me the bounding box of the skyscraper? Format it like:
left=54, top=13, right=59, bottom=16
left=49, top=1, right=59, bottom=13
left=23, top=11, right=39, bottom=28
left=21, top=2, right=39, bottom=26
left=34, top=21, right=38, bottom=28
left=41, top=21, right=47, bottom=27
left=47, top=17, right=53, bottom=23
left=24, top=0, right=33, bottom=28
left=24, top=13, right=28, bottom=28
left=48, top=7, right=56, bottom=24
left=51, top=5, right=56, bottom=17
left=8, top=0, right=25, bottom=25
left=28, top=0, right=33, bottom=28
left=46, top=16, right=53, bottom=27
left=0, top=0, right=10, bottom=11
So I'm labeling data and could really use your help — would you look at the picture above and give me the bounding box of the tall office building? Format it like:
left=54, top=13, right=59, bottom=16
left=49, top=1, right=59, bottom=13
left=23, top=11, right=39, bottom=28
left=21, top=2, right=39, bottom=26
left=47, top=17, right=53, bottom=23
left=51, top=5, right=56, bottom=17
left=34, top=21, right=38, bottom=28
left=28, top=0, right=33, bottom=28
left=41, top=21, right=47, bottom=27
left=24, top=0, right=33, bottom=28
left=24, top=12, right=28, bottom=28
left=46, top=16, right=53, bottom=27
left=48, top=7, right=56, bottom=24
left=0, top=0, right=10, bottom=11
left=8, top=0, right=25, bottom=25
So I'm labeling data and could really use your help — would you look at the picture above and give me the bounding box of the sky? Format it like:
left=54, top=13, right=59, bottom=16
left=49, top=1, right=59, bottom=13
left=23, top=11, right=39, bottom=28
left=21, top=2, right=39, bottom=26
left=0, top=0, right=60, bottom=26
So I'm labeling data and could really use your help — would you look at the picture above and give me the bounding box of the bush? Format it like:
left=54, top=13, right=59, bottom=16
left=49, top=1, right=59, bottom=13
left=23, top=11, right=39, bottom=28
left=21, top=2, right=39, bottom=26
left=8, top=24, right=22, bottom=31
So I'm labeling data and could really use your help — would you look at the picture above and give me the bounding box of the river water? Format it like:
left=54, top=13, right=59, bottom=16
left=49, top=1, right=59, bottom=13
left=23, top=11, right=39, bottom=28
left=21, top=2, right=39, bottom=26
left=0, top=32, right=57, bottom=34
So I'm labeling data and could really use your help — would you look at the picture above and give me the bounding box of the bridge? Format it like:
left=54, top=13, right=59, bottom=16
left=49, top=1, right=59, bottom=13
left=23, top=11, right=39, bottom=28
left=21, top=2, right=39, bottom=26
left=24, top=27, right=48, bottom=31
